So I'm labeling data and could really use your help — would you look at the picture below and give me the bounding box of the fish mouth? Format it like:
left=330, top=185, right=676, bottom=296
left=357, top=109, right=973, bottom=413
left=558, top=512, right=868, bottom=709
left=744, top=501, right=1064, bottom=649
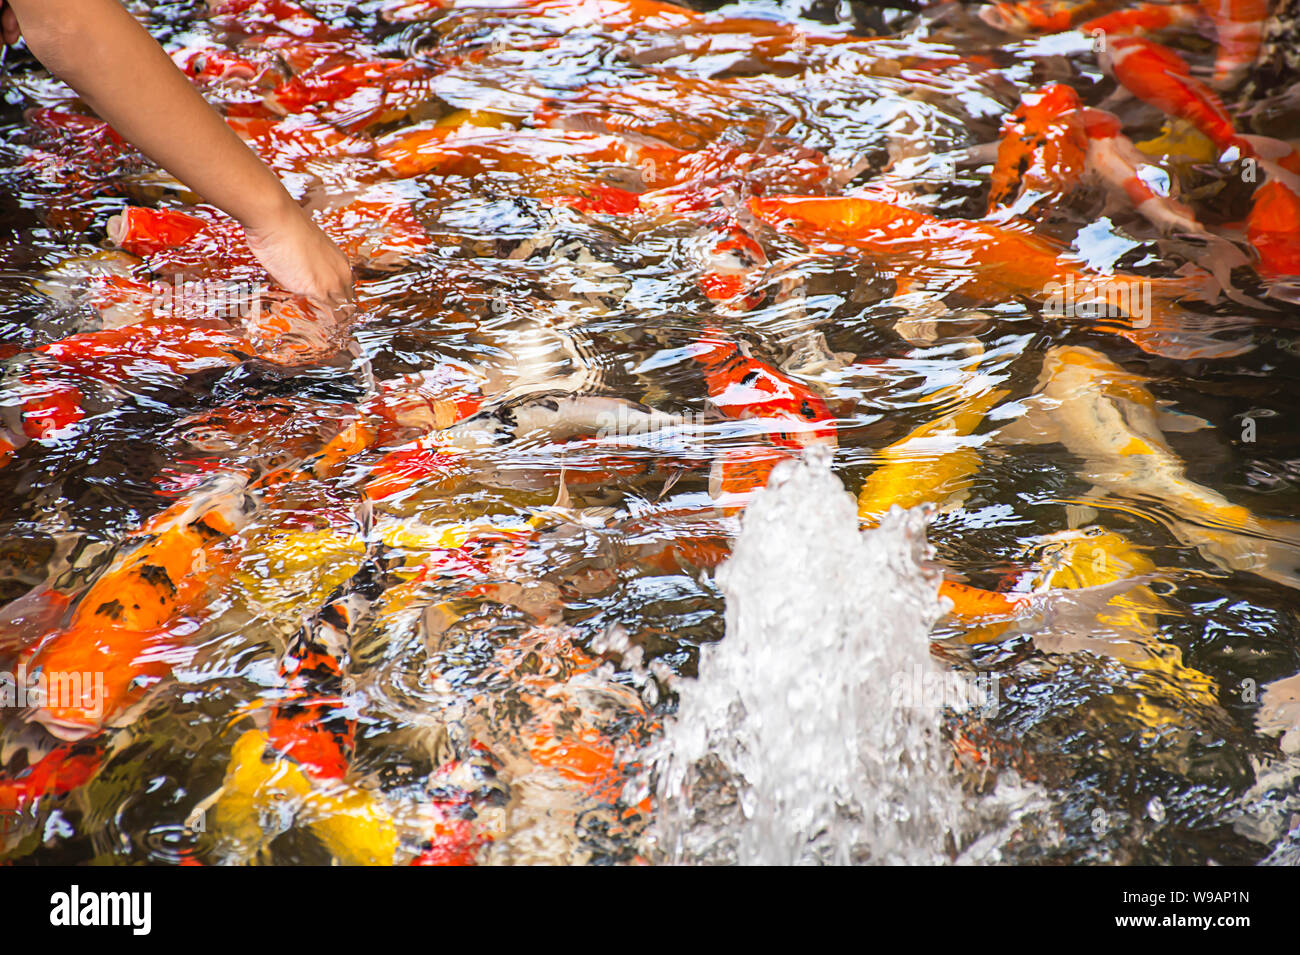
left=26, top=708, right=102, bottom=743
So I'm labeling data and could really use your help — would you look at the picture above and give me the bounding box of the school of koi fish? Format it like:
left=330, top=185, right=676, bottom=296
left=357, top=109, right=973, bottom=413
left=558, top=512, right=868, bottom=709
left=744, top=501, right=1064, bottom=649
left=0, top=0, right=1299, bottom=865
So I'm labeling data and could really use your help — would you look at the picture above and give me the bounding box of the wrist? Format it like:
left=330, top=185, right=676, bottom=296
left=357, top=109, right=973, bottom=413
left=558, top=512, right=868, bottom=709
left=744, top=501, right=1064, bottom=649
left=238, top=186, right=307, bottom=238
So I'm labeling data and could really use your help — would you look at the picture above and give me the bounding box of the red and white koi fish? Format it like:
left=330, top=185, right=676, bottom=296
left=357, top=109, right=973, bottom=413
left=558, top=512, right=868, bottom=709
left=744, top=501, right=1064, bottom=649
left=1081, top=0, right=1268, bottom=88
left=204, top=0, right=361, bottom=45
left=0, top=373, right=87, bottom=469
left=989, top=83, right=1209, bottom=236
left=1199, top=0, right=1269, bottom=87
left=691, top=330, right=836, bottom=450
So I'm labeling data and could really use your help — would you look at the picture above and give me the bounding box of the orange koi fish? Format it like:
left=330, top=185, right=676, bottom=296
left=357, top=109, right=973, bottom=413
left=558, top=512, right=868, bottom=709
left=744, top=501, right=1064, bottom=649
left=987, top=83, right=1089, bottom=213
left=1234, top=136, right=1300, bottom=279
left=110, top=191, right=424, bottom=274
left=19, top=474, right=256, bottom=739
left=375, top=124, right=681, bottom=183
left=937, top=578, right=1031, bottom=621
left=1099, top=36, right=1242, bottom=154
left=364, top=443, right=472, bottom=501
left=979, top=0, right=1117, bottom=34
left=265, top=59, right=434, bottom=132
left=35, top=322, right=250, bottom=381
left=0, top=745, right=102, bottom=814
left=1079, top=2, right=1202, bottom=37
left=226, top=115, right=376, bottom=173
left=750, top=195, right=1237, bottom=359
left=708, top=445, right=797, bottom=505
left=532, top=73, right=783, bottom=154
left=310, top=189, right=430, bottom=269
left=691, top=331, right=836, bottom=450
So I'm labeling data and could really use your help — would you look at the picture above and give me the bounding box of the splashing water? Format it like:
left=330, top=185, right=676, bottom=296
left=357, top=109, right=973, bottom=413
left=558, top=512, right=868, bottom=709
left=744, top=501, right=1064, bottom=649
left=648, top=447, right=967, bottom=864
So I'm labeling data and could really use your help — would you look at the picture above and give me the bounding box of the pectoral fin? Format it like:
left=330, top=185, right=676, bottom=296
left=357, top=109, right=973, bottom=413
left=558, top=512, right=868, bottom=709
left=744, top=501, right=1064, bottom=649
left=1155, top=403, right=1211, bottom=433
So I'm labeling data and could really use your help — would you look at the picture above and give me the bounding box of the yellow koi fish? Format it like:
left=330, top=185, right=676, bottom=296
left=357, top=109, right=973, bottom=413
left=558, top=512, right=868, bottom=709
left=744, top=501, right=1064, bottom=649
left=999, top=345, right=1300, bottom=590
left=857, top=382, right=1007, bottom=526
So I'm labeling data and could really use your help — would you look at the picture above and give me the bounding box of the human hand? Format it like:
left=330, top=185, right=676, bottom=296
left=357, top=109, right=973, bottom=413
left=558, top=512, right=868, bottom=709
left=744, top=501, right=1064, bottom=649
left=244, top=201, right=354, bottom=312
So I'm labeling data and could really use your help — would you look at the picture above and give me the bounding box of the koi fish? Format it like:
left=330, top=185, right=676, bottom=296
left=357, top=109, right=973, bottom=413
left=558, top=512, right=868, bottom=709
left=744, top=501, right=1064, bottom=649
left=263, top=555, right=399, bottom=782
left=225, top=114, right=376, bottom=173
left=18, top=108, right=139, bottom=200
left=1082, top=1, right=1270, bottom=89
left=17, top=473, right=256, bottom=739
left=533, top=73, right=785, bottom=154
left=690, top=331, right=836, bottom=449
left=107, top=206, right=259, bottom=277
left=264, top=58, right=434, bottom=132
left=0, top=372, right=86, bottom=447
left=989, top=84, right=1214, bottom=237
left=111, top=190, right=424, bottom=275
left=308, top=188, right=430, bottom=270
left=0, top=745, right=102, bottom=814
left=374, top=124, right=680, bottom=183
left=1077, top=108, right=1211, bottom=236
left=436, top=393, right=685, bottom=449
left=172, top=45, right=264, bottom=84
left=1079, top=2, right=1203, bottom=38
left=978, top=0, right=1118, bottom=34
left=936, top=578, right=1031, bottom=621
left=749, top=195, right=1242, bottom=360
left=207, top=728, right=398, bottom=865
left=365, top=444, right=472, bottom=501
left=1239, top=136, right=1300, bottom=279
left=34, top=321, right=250, bottom=382
left=857, top=381, right=1007, bottom=525
left=107, top=206, right=208, bottom=255
left=1199, top=0, right=1269, bottom=87
left=204, top=0, right=361, bottom=45
left=1017, top=526, right=1224, bottom=721
left=998, top=345, right=1300, bottom=590
left=987, top=83, right=1089, bottom=214
left=1099, top=36, right=1241, bottom=154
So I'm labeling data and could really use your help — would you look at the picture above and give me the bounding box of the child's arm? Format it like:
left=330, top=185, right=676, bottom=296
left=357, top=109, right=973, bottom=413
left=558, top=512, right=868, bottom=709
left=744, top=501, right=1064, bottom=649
left=3, top=0, right=353, bottom=309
